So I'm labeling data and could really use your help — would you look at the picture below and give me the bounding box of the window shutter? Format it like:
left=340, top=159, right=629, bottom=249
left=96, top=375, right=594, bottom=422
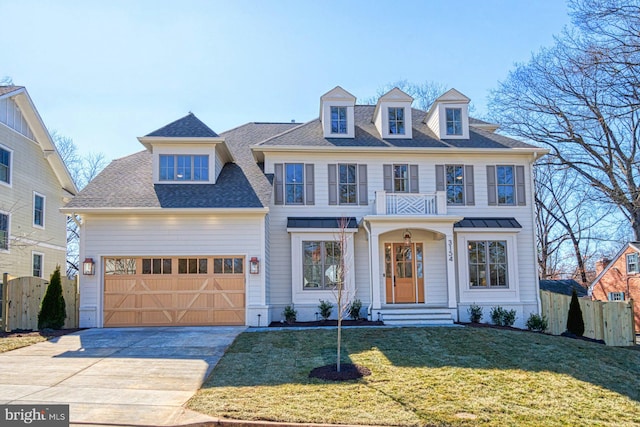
left=383, top=164, right=393, bottom=192
left=435, top=165, right=445, bottom=192
left=305, top=164, right=315, bottom=205
left=516, top=165, right=526, bottom=206
left=465, top=165, right=475, bottom=206
left=358, top=164, right=368, bottom=205
left=487, top=165, right=497, bottom=206
left=328, top=164, right=337, bottom=205
left=409, top=164, right=419, bottom=193
left=274, top=163, right=284, bottom=205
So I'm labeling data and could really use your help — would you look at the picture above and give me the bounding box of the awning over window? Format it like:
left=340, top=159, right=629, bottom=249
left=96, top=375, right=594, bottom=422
left=454, top=217, right=522, bottom=229
left=287, top=217, right=358, bottom=230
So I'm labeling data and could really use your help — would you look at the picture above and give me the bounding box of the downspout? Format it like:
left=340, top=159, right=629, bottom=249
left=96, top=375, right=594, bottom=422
left=530, top=153, right=542, bottom=315
left=363, top=219, right=374, bottom=320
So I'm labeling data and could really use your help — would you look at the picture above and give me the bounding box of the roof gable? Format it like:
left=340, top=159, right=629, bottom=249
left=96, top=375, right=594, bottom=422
left=378, top=87, right=414, bottom=102
left=589, top=242, right=640, bottom=291
left=434, top=88, right=470, bottom=103
left=146, top=112, right=219, bottom=138
left=320, top=86, right=356, bottom=102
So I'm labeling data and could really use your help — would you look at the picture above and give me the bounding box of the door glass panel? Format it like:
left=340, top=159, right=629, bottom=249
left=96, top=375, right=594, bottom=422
left=385, top=244, right=392, bottom=277
left=416, top=243, right=423, bottom=279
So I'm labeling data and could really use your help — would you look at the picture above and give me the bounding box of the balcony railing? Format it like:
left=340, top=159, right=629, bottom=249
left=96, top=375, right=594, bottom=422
left=375, top=191, right=447, bottom=215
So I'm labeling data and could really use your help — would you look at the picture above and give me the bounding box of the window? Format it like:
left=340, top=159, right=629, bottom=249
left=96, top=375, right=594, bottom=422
left=339, top=164, right=357, bottom=204
left=142, top=258, right=172, bottom=274
left=213, top=257, right=243, bottom=274
left=446, top=165, right=464, bottom=204
left=105, top=258, right=137, bottom=275
left=331, top=106, right=347, bottom=134
left=33, top=193, right=45, bottom=227
left=0, top=213, right=8, bottom=250
left=388, top=107, right=405, bottom=135
left=285, top=163, right=304, bottom=204
left=626, top=253, right=638, bottom=274
left=159, top=155, right=209, bottom=181
left=33, top=253, right=43, bottom=278
left=445, top=108, right=463, bottom=135
left=608, top=292, right=625, bottom=301
left=468, top=240, right=508, bottom=287
left=393, top=164, right=408, bottom=193
left=496, top=166, right=515, bottom=205
left=178, top=258, right=208, bottom=274
left=303, top=241, right=341, bottom=290
left=0, top=148, right=10, bottom=184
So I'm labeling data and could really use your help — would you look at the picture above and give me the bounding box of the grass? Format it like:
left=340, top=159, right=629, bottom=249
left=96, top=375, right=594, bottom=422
left=188, top=326, right=640, bottom=426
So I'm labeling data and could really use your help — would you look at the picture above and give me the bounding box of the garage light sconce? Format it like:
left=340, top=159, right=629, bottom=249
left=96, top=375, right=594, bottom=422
left=250, top=257, right=259, bottom=274
left=83, top=258, right=95, bottom=275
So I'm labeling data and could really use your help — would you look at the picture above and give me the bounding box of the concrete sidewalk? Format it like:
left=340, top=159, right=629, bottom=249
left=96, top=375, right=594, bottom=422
left=0, top=326, right=245, bottom=426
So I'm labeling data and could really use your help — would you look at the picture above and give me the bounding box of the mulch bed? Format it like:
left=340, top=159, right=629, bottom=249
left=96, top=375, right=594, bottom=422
left=269, top=319, right=384, bottom=327
left=309, top=363, right=372, bottom=381
left=0, top=328, right=83, bottom=339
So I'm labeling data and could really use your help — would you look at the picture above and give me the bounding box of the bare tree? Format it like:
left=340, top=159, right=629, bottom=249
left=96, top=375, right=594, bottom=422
left=489, top=0, right=640, bottom=240
left=364, top=80, right=448, bottom=111
left=332, top=217, right=355, bottom=373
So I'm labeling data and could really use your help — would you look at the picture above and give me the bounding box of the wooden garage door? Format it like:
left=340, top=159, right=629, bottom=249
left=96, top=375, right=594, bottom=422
left=103, top=256, right=245, bottom=327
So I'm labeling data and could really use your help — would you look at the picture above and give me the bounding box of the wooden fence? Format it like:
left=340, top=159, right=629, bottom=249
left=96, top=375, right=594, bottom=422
left=0, top=274, right=79, bottom=331
left=540, top=290, right=636, bottom=346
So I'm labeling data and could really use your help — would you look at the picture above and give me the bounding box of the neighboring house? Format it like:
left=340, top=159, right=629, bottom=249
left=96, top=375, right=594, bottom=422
left=589, top=242, right=640, bottom=332
left=539, top=279, right=587, bottom=297
left=63, top=86, right=547, bottom=329
left=0, top=86, right=77, bottom=278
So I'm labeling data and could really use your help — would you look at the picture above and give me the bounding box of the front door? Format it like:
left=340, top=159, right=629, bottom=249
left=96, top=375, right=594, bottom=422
left=385, top=243, right=425, bottom=303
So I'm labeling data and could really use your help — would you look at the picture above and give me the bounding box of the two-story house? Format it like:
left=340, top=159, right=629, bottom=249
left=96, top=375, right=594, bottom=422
left=0, top=86, right=77, bottom=278
left=63, top=86, right=546, bottom=329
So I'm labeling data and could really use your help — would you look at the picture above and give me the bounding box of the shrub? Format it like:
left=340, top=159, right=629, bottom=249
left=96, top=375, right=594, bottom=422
left=526, top=313, right=548, bottom=332
left=566, top=288, right=585, bottom=336
left=283, top=305, right=297, bottom=324
left=490, top=306, right=517, bottom=327
left=318, top=299, right=333, bottom=320
left=38, top=266, right=66, bottom=330
left=347, top=299, right=362, bottom=320
left=467, top=303, right=483, bottom=323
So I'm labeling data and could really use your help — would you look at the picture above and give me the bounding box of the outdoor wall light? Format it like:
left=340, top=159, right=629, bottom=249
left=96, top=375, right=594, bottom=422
left=83, top=257, right=95, bottom=275
left=403, top=229, right=412, bottom=247
left=250, top=257, right=260, bottom=274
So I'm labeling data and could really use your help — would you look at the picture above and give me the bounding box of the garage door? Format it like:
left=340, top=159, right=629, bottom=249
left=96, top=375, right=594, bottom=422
left=103, top=256, right=245, bottom=327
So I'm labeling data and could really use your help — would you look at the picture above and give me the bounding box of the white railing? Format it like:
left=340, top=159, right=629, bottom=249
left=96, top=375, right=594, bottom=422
left=375, top=191, right=447, bottom=215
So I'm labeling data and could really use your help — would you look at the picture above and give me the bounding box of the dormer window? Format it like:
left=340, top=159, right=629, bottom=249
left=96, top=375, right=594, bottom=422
left=446, top=108, right=463, bottom=136
left=388, top=107, right=405, bottom=135
left=331, top=107, right=347, bottom=134
left=159, top=154, right=209, bottom=181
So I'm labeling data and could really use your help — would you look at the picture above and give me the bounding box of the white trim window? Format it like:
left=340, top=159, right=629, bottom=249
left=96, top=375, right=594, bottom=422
left=33, top=192, right=45, bottom=228
left=0, top=212, right=8, bottom=251
left=445, top=108, right=463, bottom=135
left=330, top=106, right=347, bottom=134
left=0, top=146, right=11, bottom=185
left=303, top=241, right=342, bottom=290
left=159, top=154, right=209, bottom=181
left=496, top=165, right=515, bottom=205
left=393, top=164, right=409, bottom=193
left=285, top=163, right=305, bottom=204
left=339, top=164, right=357, bottom=204
left=32, top=252, right=43, bottom=278
left=468, top=240, right=508, bottom=288
left=626, top=253, right=638, bottom=274
left=608, top=292, right=625, bottom=301
left=446, top=165, right=465, bottom=205
left=388, top=107, right=405, bottom=135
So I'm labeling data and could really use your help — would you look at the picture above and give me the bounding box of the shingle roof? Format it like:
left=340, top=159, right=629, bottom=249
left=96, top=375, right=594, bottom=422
left=146, top=112, right=219, bottom=137
left=287, top=217, right=358, bottom=229
left=256, top=105, right=538, bottom=150
left=0, top=85, right=22, bottom=96
left=65, top=122, right=299, bottom=209
left=539, top=280, right=588, bottom=297
left=454, top=217, right=522, bottom=228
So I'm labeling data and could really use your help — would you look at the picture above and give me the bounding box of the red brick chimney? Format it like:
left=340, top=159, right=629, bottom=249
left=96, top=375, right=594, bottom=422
left=595, top=258, right=611, bottom=277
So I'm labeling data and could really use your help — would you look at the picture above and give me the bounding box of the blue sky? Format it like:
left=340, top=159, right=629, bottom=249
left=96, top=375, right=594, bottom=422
left=1, top=0, right=570, bottom=160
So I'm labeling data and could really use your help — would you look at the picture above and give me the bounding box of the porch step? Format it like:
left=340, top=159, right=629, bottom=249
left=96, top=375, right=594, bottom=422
left=378, top=308, right=455, bottom=326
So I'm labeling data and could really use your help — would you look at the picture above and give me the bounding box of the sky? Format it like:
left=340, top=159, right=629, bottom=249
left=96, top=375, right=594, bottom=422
left=1, top=0, right=571, bottom=161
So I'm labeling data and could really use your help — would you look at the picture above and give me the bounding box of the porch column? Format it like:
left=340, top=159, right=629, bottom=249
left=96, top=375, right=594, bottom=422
left=370, top=230, right=382, bottom=311
left=445, top=230, right=457, bottom=311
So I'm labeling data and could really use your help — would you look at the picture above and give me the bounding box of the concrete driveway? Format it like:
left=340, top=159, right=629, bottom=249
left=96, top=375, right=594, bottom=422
left=0, top=326, right=245, bottom=426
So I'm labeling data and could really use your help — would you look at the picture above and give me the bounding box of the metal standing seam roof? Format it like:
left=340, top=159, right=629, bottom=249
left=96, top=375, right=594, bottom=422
left=454, top=217, right=522, bottom=228
left=287, top=217, right=359, bottom=229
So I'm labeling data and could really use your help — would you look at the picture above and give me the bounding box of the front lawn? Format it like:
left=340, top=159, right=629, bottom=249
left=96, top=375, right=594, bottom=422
left=188, top=326, right=640, bottom=426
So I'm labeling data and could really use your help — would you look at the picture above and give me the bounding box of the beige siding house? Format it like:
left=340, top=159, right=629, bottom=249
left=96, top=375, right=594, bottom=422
left=0, top=86, right=77, bottom=278
left=65, top=86, right=546, bottom=329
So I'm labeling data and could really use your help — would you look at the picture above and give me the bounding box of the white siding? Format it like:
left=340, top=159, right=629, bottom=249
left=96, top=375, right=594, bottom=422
left=78, top=212, right=266, bottom=327
left=215, top=149, right=224, bottom=181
